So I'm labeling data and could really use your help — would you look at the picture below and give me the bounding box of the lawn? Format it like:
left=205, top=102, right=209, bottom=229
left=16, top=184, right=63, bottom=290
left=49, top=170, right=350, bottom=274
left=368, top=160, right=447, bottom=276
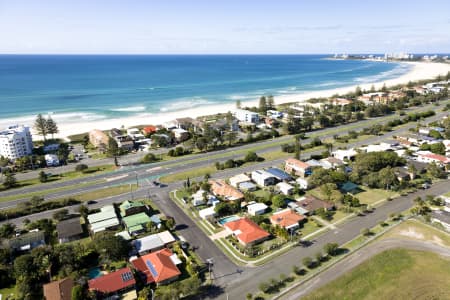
left=0, top=286, right=15, bottom=299
left=356, top=188, right=398, bottom=206
left=299, top=219, right=322, bottom=238
left=383, top=219, right=450, bottom=248
left=303, top=248, right=450, bottom=300
left=159, top=165, right=217, bottom=183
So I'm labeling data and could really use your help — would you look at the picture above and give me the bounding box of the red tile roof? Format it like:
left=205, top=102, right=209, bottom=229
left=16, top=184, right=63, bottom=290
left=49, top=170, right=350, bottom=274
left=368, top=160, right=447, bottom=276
left=285, top=158, right=311, bottom=170
left=88, top=267, right=135, bottom=294
left=225, top=217, right=270, bottom=245
left=131, top=248, right=180, bottom=284
left=270, top=209, right=305, bottom=228
left=143, top=126, right=157, bottom=134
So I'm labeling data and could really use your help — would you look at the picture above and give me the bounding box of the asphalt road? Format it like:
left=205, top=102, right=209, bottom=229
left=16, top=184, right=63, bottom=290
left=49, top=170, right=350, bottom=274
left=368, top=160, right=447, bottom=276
left=281, top=238, right=450, bottom=300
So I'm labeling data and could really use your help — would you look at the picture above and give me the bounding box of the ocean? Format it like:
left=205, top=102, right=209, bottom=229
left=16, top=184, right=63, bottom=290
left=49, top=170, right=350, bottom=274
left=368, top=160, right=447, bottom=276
left=0, top=55, right=410, bottom=124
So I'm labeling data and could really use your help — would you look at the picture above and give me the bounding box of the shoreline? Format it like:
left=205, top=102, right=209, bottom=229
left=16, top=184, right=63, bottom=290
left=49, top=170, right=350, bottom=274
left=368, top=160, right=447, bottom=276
left=5, top=61, right=450, bottom=141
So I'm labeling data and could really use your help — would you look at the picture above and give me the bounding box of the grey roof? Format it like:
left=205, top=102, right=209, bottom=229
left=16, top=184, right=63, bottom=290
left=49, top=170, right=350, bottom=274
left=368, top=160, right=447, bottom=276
left=266, top=168, right=293, bottom=181
left=133, top=234, right=164, bottom=253
left=5, top=231, right=45, bottom=250
left=239, top=181, right=257, bottom=190
left=57, top=218, right=83, bottom=239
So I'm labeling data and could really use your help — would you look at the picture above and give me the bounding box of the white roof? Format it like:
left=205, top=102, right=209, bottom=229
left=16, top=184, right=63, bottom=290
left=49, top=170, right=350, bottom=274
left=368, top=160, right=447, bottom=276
left=229, top=173, right=251, bottom=184
left=251, top=169, right=275, bottom=180
left=133, top=234, right=164, bottom=253
left=170, top=253, right=182, bottom=265
left=199, top=206, right=217, bottom=218
left=115, top=231, right=132, bottom=241
left=276, top=182, right=294, bottom=190
left=247, top=202, right=268, bottom=211
left=88, top=205, right=117, bottom=224
left=172, top=128, right=188, bottom=133
left=157, top=230, right=176, bottom=244
left=90, top=218, right=120, bottom=233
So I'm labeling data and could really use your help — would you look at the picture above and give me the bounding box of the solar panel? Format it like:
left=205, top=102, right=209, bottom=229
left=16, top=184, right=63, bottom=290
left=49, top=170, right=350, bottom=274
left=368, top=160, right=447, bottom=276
left=121, top=271, right=133, bottom=282
left=146, top=260, right=158, bottom=277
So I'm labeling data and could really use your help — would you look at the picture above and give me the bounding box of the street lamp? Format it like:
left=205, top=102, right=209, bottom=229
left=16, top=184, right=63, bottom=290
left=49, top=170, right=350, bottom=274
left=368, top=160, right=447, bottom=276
left=206, top=258, right=214, bottom=282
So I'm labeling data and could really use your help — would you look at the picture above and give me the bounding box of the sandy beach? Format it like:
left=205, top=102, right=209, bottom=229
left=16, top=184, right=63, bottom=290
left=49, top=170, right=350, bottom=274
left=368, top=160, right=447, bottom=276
left=8, top=61, right=450, bottom=140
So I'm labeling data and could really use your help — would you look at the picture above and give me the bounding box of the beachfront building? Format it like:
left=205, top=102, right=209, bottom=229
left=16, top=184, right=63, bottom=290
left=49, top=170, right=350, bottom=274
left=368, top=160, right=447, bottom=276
left=234, top=109, right=259, bottom=124
left=89, top=129, right=109, bottom=150
left=0, top=125, right=33, bottom=160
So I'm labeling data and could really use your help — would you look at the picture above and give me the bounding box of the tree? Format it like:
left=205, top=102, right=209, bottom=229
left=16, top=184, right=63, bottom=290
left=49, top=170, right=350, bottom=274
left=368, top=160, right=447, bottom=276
left=30, top=195, right=44, bottom=207
left=267, top=95, right=275, bottom=110
left=165, top=217, right=176, bottom=230
left=107, top=137, right=119, bottom=157
left=0, top=223, right=15, bottom=238
left=224, top=131, right=238, bottom=146
left=246, top=293, right=253, bottom=300
left=38, top=171, right=48, bottom=183
left=259, top=96, right=268, bottom=114
left=323, top=243, right=339, bottom=256
left=236, top=99, right=242, bottom=109
left=244, top=151, right=259, bottom=162
left=361, top=228, right=371, bottom=236
left=272, top=195, right=286, bottom=208
left=46, top=116, right=59, bottom=139
left=75, top=164, right=88, bottom=173
left=302, top=256, right=313, bottom=269
left=294, top=136, right=301, bottom=160
left=355, top=86, right=363, bottom=96
left=93, top=232, right=130, bottom=261
left=77, top=204, right=89, bottom=219
left=3, top=172, right=17, bottom=189
left=34, top=114, right=48, bottom=141
left=71, top=285, right=84, bottom=300
left=142, top=153, right=157, bottom=163
left=196, top=137, right=208, bottom=152
left=52, top=209, right=69, bottom=221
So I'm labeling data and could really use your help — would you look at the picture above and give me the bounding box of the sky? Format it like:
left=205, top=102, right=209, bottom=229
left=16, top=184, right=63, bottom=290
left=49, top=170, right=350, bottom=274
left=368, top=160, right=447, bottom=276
left=1, top=0, right=450, bottom=54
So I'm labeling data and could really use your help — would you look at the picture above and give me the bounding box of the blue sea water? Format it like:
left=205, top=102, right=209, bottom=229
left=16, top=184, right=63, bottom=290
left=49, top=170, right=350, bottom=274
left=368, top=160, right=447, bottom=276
left=0, top=55, right=410, bottom=123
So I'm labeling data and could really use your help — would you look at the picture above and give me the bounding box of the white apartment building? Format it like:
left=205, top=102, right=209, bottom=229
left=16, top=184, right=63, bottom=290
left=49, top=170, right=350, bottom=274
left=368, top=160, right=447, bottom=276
left=234, top=109, right=259, bottom=124
left=0, top=125, right=33, bottom=160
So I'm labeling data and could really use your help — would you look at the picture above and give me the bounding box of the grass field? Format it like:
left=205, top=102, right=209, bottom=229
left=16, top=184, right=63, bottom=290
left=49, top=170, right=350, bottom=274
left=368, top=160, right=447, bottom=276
left=303, top=248, right=450, bottom=300
left=357, top=188, right=398, bottom=206
left=383, top=219, right=450, bottom=248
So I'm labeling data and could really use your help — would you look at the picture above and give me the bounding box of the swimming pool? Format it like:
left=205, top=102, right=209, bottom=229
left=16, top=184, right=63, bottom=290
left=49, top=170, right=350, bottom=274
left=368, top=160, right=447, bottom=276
left=218, top=215, right=240, bottom=226
left=88, top=267, right=102, bottom=279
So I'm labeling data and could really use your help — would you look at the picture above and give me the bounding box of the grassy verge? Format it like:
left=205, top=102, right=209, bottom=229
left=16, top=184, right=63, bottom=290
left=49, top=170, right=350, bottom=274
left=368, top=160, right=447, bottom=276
left=53, top=184, right=137, bottom=203
left=160, top=165, right=217, bottom=183
left=302, top=248, right=450, bottom=300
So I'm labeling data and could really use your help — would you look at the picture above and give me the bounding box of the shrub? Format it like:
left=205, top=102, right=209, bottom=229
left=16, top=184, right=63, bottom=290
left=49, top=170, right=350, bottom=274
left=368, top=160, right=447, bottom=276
left=75, top=164, right=88, bottom=172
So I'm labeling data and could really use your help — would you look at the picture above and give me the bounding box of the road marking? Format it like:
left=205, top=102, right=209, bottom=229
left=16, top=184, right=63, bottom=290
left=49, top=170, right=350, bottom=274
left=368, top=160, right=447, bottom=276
left=146, top=167, right=162, bottom=172
left=106, top=174, right=129, bottom=182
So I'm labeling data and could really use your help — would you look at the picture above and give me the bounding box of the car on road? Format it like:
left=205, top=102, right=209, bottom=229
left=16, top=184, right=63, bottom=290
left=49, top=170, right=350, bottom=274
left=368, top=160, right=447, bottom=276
left=87, top=200, right=97, bottom=205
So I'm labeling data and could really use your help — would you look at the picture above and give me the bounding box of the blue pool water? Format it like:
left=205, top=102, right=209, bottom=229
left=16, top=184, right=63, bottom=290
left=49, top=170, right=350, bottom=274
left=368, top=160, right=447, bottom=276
left=88, top=267, right=102, bottom=279
left=218, top=215, right=241, bottom=226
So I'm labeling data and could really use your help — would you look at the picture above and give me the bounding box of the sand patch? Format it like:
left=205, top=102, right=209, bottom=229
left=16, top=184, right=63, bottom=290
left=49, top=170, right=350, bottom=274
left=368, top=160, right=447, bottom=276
left=399, top=228, right=425, bottom=240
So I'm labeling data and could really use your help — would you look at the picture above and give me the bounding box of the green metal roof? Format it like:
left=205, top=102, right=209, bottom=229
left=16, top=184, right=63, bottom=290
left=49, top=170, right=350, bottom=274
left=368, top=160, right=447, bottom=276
left=122, top=212, right=151, bottom=229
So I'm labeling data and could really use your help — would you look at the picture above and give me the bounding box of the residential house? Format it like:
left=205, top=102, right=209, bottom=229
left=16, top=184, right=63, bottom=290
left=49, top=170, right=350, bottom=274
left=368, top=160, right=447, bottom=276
left=285, top=158, right=312, bottom=177
left=416, top=151, right=450, bottom=166
left=43, top=278, right=74, bottom=300
left=5, top=230, right=45, bottom=252
left=45, top=154, right=60, bottom=167
left=234, top=109, right=259, bottom=124
left=87, top=205, right=120, bottom=234
left=199, top=206, right=217, bottom=220
left=224, top=218, right=270, bottom=246
left=172, top=128, right=189, bottom=142
left=357, top=92, right=388, bottom=105
left=251, top=170, right=277, bottom=187
left=319, top=157, right=345, bottom=169
left=247, top=202, right=268, bottom=216
left=329, top=98, right=352, bottom=106
left=266, top=167, right=293, bottom=182
left=332, top=148, right=357, bottom=161
left=131, top=248, right=181, bottom=285
left=229, top=173, right=252, bottom=189
left=238, top=181, right=257, bottom=192
left=142, top=125, right=157, bottom=136
left=431, top=210, right=450, bottom=232
left=296, top=177, right=309, bottom=190
left=267, top=110, right=283, bottom=119
left=114, top=135, right=134, bottom=152
left=120, top=200, right=147, bottom=217
left=122, top=212, right=152, bottom=235
left=276, top=182, right=294, bottom=195
left=132, top=231, right=176, bottom=255
left=394, top=167, right=412, bottom=181
left=173, top=117, right=195, bottom=130
left=295, top=195, right=335, bottom=215
left=56, top=217, right=83, bottom=244
left=270, top=209, right=305, bottom=230
left=340, top=181, right=361, bottom=194
left=89, top=129, right=109, bottom=150
left=88, top=267, right=136, bottom=297
left=209, top=179, right=244, bottom=201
